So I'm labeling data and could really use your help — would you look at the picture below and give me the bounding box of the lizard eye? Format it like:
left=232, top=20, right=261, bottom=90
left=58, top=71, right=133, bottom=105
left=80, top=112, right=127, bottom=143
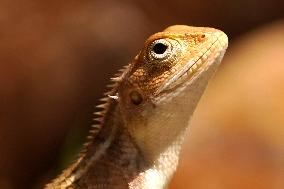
left=153, top=42, right=168, bottom=54
left=149, top=39, right=171, bottom=59
left=129, top=91, right=143, bottom=105
left=144, top=38, right=182, bottom=71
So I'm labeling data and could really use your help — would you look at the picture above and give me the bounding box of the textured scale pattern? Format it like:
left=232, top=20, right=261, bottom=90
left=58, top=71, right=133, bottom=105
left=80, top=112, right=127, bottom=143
left=45, top=25, right=228, bottom=189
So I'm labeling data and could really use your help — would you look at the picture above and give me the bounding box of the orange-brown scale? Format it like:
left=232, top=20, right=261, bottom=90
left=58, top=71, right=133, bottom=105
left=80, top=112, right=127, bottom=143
left=127, top=32, right=207, bottom=96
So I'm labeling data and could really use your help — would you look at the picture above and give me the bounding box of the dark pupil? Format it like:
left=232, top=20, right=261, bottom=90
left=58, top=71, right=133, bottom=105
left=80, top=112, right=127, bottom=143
left=130, top=91, right=143, bottom=105
left=153, top=42, right=168, bottom=54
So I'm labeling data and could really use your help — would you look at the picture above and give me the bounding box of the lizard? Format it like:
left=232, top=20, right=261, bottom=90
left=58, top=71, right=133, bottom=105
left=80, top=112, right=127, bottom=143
left=45, top=25, right=228, bottom=189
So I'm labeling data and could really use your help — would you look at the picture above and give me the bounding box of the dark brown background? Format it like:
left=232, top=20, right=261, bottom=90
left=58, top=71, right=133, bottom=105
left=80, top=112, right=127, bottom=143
left=0, top=0, right=283, bottom=188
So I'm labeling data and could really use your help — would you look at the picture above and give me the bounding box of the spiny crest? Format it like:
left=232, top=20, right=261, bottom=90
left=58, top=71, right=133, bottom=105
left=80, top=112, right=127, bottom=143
left=46, top=64, right=131, bottom=188
left=79, top=64, right=130, bottom=156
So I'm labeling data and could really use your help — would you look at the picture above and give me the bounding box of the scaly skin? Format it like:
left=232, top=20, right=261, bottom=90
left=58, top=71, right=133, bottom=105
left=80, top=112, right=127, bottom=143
left=45, top=25, right=228, bottom=189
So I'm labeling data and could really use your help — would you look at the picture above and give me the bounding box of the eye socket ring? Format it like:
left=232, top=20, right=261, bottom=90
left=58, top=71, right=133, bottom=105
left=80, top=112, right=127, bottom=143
left=149, top=39, right=172, bottom=59
left=144, top=38, right=182, bottom=71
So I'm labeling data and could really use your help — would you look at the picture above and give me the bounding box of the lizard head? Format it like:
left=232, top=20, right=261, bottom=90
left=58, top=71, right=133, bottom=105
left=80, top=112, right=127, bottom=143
left=122, top=25, right=228, bottom=98
left=117, top=25, right=228, bottom=170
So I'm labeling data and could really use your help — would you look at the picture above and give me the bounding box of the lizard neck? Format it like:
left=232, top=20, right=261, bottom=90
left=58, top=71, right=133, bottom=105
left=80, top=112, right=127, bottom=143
left=47, top=54, right=222, bottom=189
left=127, top=59, right=223, bottom=189
left=129, top=129, right=187, bottom=189
left=47, top=98, right=187, bottom=189
left=46, top=99, right=146, bottom=188
left=79, top=99, right=187, bottom=189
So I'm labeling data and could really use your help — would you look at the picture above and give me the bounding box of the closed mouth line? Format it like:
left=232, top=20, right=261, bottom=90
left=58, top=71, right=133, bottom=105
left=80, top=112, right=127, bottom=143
left=157, top=36, right=220, bottom=95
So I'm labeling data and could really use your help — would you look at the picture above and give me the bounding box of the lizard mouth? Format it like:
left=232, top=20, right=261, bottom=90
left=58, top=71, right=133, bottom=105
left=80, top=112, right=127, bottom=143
left=156, top=35, right=225, bottom=95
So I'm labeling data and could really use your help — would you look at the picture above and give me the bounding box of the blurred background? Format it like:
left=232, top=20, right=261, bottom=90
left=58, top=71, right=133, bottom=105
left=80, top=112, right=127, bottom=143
left=0, top=0, right=283, bottom=188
